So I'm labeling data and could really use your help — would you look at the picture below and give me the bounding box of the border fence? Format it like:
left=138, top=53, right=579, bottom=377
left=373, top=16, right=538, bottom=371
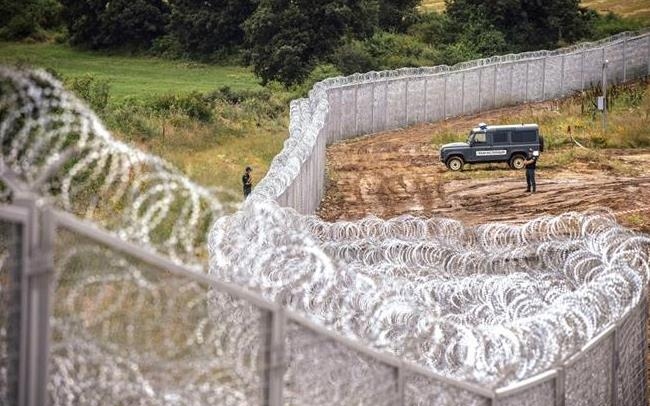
left=260, top=31, right=650, bottom=215
left=1, top=31, right=649, bottom=406
left=1, top=196, right=647, bottom=406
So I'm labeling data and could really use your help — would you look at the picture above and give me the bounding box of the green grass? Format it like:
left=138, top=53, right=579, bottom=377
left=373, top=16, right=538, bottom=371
left=433, top=81, right=650, bottom=179
left=421, top=0, right=650, bottom=23
left=0, top=42, right=261, bottom=101
left=0, top=41, right=287, bottom=202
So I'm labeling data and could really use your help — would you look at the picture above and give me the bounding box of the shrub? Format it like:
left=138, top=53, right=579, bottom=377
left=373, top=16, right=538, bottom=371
left=65, top=75, right=111, bottom=112
left=148, top=92, right=213, bottom=122
left=332, top=40, right=378, bottom=75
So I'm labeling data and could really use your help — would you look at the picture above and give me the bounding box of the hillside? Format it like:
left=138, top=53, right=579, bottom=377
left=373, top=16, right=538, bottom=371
left=421, top=0, right=650, bottom=22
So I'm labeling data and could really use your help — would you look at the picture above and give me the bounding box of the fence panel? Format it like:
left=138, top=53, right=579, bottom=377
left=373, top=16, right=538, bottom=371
left=625, top=36, right=649, bottom=79
left=463, top=69, right=481, bottom=114
left=544, top=56, right=564, bottom=99
left=340, top=86, right=357, bottom=139
left=405, top=373, right=491, bottom=406
left=479, top=66, right=496, bottom=110
left=496, top=380, right=555, bottom=406
left=373, top=81, right=388, bottom=134
left=407, top=78, right=427, bottom=126
left=387, top=80, right=407, bottom=130
left=284, top=321, right=400, bottom=406
left=327, top=88, right=342, bottom=143
left=494, top=64, right=512, bottom=106
left=0, top=212, right=26, bottom=406
left=606, top=41, right=626, bottom=84
left=511, top=62, right=528, bottom=103
left=48, top=223, right=270, bottom=405
left=583, top=48, right=605, bottom=88
left=563, top=52, right=584, bottom=93
left=357, top=83, right=375, bottom=135
left=526, top=60, right=545, bottom=101
left=425, top=75, right=446, bottom=121
left=616, top=299, right=647, bottom=406
left=564, top=333, right=614, bottom=406
left=445, top=72, right=464, bottom=117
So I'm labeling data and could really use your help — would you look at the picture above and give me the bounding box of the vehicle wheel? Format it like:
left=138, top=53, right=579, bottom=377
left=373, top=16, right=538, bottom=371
left=509, top=154, right=525, bottom=169
left=446, top=157, right=464, bottom=171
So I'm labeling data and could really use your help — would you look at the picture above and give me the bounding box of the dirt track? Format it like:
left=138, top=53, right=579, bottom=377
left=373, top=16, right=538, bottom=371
left=318, top=104, right=650, bottom=232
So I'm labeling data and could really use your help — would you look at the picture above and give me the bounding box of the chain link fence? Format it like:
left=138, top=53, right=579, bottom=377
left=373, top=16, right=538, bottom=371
left=0, top=31, right=649, bottom=406
left=262, top=31, right=650, bottom=215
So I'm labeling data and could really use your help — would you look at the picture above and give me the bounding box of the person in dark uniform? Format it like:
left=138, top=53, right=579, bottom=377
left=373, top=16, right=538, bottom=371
left=523, top=147, right=538, bottom=193
left=242, top=166, right=252, bottom=198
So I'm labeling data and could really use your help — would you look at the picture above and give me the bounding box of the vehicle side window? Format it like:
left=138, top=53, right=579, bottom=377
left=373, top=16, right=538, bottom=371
left=492, top=131, right=509, bottom=144
left=473, top=133, right=487, bottom=144
left=512, top=130, right=537, bottom=143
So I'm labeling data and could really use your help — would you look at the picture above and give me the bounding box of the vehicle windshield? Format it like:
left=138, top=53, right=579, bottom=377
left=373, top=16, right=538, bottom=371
left=468, top=130, right=486, bottom=144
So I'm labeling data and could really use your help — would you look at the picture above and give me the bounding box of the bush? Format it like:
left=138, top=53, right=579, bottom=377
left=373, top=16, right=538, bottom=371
left=0, top=0, right=62, bottom=40
left=148, top=92, right=213, bottom=122
left=364, top=31, right=439, bottom=70
left=291, top=64, right=343, bottom=98
left=588, top=12, right=644, bottom=40
left=65, top=75, right=111, bottom=112
left=332, top=40, right=378, bottom=75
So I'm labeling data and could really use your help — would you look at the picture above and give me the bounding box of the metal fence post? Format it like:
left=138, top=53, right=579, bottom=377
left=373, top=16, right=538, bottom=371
left=647, top=35, right=650, bottom=76
left=371, top=81, right=376, bottom=133
left=461, top=72, right=466, bottom=115
left=560, top=55, right=566, bottom=96
left=524, top=62, right=529, bottom=103
left=623, top=37, right=628, bottom=82
left=493, top=65, right=498, bottom=108
left=396, top=364, right=405, bottom=406
left=508, top=63, right=514, bottom=104
left=602, top=47, right=607, bottom=86
left=478, top=68, right=483, bottom=112
left=611, top=328, right=619, bottom=406
left=383, top=79, right=388, bottom=131
left=581, top=50, right=585, bottom=91
left=541, top=58, right=547, bottom=100
left=554, top=368, right=566, bottom=406
left=263, top=307, right=287, bottom=406
left=14, top=195, right=55, bottom=406
left=443, top=74, right=448, bottom=119
left=404, top=77, right=409, bottom=127
left=424, top=76, right=429, bottom=122
left=354, top=84, right=359, bottom=136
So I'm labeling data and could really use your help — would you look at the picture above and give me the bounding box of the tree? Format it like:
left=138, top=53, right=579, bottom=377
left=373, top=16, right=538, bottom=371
left=445, top=0, right=592, bottom=51
left=60, top=0, right=169, bottom=49
left=168, top=0, right=255, bottom=57
left=245, top=0, right=378, bottom=85
left=0, top=0, right=62, bottom=40
left=377, top=0, right=419, bottom=32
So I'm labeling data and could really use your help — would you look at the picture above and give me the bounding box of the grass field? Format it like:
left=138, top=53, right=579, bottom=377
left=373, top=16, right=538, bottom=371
left=0, top=42, right=261, bottom=101
left=0, top=42, right=285, bottom=199
left=420, top=0, right=650, bottom=22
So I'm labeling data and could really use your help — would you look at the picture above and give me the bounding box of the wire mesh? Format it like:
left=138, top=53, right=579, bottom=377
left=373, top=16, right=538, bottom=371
left=405, top=373, right=490, bottom=406
left=565, top=334, right=614, bottom=406
left=616, top=298, right=648, bottom=406
left=284, top=321, right=400, bottom=406
left=496, top=380, right=555, bottom=406
left=0, top=220, right=22, bottom=405
left=49, top=226, right=268, bottom=405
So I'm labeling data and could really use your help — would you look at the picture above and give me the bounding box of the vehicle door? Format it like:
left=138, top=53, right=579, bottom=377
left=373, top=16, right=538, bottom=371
left=471, top=131, right=493, bottom=163
left=489, top=130, right=510, bottom=162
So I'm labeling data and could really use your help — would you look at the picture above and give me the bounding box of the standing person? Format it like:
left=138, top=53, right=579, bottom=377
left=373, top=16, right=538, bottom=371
left=523, top=147, right=538, bottom=193
left=242, top=166, right=253, bottom=198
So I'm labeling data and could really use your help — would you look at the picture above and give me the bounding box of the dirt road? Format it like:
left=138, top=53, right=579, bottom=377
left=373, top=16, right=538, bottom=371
left=318, top=104, right=650, bottom=232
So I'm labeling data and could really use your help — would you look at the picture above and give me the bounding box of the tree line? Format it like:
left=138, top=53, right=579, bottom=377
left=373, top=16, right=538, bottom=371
left=0, top=0, right=643, bottom=86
